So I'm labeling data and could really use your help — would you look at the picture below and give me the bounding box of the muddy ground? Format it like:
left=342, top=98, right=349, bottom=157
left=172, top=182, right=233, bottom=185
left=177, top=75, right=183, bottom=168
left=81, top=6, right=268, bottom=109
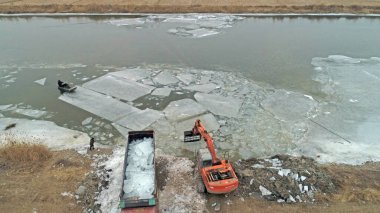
left=1, top=0, right=380, bottom=14
left=0, top=149, right=379, bottom=213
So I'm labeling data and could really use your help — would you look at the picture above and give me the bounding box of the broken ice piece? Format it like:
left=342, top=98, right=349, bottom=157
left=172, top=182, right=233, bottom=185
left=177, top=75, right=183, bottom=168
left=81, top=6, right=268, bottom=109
left=259, top=185, right=272, bottom=196
left=277, top=199, right=285, bottom=203
left=252, top=164, right=265, bottom=169
left=34, top=78, right=46, bottom=86
left=269, top=177, right=276, bottom=181
left=288, top=195, right=296, bottom=203
left=300, top=176, right=307, bottom=181
left=250, top=178, right=254, bottom=185
left=82, top=117, right=93, bottom=126
left=299, top=184, right=303, bottom=193
left=303, top=185, right=309, bottom=192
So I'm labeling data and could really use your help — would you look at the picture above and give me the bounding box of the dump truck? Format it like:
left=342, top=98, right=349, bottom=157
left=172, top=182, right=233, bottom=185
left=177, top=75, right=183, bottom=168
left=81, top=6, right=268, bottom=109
left=119, top=130, right=158, bottom=213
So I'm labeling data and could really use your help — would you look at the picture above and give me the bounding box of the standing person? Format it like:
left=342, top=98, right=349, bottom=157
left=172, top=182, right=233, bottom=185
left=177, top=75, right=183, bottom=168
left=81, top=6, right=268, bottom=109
left=90, top=137, right=95, bottom=151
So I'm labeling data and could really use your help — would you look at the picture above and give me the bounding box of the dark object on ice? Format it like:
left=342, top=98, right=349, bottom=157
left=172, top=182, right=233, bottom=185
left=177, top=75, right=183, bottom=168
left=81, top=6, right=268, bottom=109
left=58, top=80, right=77, bottom=93
left=89, top=137, right=95, bottom=151
left=4, top=123, right=16, bottom=131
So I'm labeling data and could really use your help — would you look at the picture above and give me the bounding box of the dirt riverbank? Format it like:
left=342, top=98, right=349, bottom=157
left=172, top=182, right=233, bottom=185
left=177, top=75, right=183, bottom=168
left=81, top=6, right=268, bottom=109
left=1, top=147, right=379, bottom=213
left=1, top=0, right=380, bottom=14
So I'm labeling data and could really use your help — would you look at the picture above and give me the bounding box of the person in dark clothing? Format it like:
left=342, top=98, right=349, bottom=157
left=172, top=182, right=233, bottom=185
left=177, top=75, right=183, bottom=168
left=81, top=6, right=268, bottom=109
left=90, top=137, right=95, bottom=151
left=58, top=80, right=69, bottom=88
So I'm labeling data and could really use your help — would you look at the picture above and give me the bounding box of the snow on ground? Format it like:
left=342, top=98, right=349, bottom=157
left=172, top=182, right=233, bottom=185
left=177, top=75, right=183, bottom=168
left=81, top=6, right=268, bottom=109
left=96, top=147, right=125, bottom=213
left=156, top=149, right=206, bottom=213
left=0, top=118, right=89, bottom=150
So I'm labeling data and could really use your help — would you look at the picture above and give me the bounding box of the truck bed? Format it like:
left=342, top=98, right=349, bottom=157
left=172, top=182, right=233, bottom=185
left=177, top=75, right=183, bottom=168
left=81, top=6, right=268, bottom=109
left=119, top=130, right=157, bottom=210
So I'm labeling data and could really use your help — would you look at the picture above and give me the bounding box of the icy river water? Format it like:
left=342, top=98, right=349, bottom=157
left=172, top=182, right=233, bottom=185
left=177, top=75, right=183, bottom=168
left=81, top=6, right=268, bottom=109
left=1, top=15, right=380, bottom=164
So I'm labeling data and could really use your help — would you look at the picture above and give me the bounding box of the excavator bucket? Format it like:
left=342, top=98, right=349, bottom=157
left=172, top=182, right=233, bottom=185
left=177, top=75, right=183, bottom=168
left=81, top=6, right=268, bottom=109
left=184, top=131, right=201, bottom=142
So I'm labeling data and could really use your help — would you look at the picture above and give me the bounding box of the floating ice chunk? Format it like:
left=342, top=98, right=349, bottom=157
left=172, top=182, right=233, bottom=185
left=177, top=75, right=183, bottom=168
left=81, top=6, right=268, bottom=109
left=186, top=28, right=219, bottom=38
left=176, top=73, right=194, bottom=85
left=0, top=113, right=3, bottom=118
left=300, top=176, right=307, bottom=181
left=194, top=93, right=242, bottom=117
left=59, top=86, right=139, bottom=121
left=327, top=55, right=361, bottom=64
left=34, top=78, right=46, bottom=86
left=163, top=99, right=207, bottom=122
left=0, top=118, right=89, bottom=150
left=151, top=88, right=172, bottom=97
left=259, top=186, right=272, bottom=196
left=108, top=18, right=146, bottom=27
left=153, top=71, right=179, bottom=85
left=349, top=99, right=359, bottom=103
left=14, top=108, right=47, bottom=118
left=82, top=117, right=93, bottom=126
left=183, top=83, right=219, bottom=93
left=83, top=74, right=154, bottom=101
left=110, top=68, right=151, bottom=81
left=115, top=109, right=163, bottom=131
left=163, top=17, right=197, bottom=23
left=199, top=76, right=211, bottom=84
left=197, top=20, right=228, bottom=29
left=0, top=104, right=12, bottom=111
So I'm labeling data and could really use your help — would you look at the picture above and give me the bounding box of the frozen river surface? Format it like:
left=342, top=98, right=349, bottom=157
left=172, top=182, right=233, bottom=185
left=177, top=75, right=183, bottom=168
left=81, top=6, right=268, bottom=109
left=1, top=15, right=380, bottom=164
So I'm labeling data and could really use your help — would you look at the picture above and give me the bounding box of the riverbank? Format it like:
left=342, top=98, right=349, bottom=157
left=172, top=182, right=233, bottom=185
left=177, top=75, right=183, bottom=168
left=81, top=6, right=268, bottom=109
left=1, top=0, right=380, bottom=14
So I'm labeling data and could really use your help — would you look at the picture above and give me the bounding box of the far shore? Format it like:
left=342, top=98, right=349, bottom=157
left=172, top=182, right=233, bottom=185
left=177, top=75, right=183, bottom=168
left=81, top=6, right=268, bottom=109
left=1, top=0, right=380, bottom=14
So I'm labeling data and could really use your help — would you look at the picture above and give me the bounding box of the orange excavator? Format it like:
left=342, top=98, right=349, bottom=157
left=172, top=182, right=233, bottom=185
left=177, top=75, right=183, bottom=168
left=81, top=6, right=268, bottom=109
left=184, top=119, right=239, bottom=194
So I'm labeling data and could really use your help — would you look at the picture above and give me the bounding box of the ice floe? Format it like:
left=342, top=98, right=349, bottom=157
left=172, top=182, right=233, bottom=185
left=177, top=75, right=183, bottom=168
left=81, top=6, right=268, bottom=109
left=115, top=109, right=163, bottom=131
left=194, top=93, right=242, bottom=117
left=0, top=118, right=89, bottom=150
left=163, top=99, right=207, bottom=122
left=299, top=55, right=380, bottom=164
left=110, top=68, right=151, bottom=81
left=34, top=77, right=46, bottom=86
left=83, top=74, right=154, bottom=101
left=153, top=71, right=179, bottom=85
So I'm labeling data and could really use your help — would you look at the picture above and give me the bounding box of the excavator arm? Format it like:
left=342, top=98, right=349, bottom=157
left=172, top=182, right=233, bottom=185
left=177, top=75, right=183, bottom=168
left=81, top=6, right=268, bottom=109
left=185, top=119, right=220, bottom=164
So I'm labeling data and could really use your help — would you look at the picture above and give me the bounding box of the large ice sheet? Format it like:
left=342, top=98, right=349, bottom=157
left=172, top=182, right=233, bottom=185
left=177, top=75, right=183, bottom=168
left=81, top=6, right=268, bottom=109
left=83, top=74, right=154, bottom=101
left=59, top=86, right=138, bottom=121
left=194, top=93, right=242, bottom=117
left=260, top=90, right=318, bottom=122
left=306, top=55, right=380, bottom=164
left=110, top=68, right=151, bottom=81
left=183, top=83, right=219, bottom=93
left=163, top=99, right=207, bottom=122
left=115, top=109, right=164, bottom=131
left=0, top=118, right=89, bottom=150
left=153, top=71, right=179, bottom=85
